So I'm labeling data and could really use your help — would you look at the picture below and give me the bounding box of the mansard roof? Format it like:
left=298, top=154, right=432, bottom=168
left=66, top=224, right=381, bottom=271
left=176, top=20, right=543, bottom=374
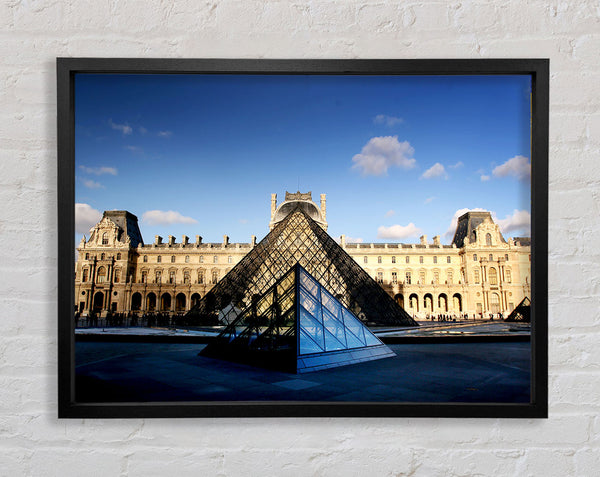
left=102, top=210, right=144, bottom=247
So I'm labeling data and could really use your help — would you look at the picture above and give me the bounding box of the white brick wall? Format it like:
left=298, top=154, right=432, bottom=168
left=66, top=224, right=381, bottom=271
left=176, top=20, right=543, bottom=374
left=1, top=1, right=598, bottom=475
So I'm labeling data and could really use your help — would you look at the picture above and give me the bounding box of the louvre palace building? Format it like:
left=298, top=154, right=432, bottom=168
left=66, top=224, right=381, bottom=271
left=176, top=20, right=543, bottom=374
left=74, top=191, right=531, bottom=321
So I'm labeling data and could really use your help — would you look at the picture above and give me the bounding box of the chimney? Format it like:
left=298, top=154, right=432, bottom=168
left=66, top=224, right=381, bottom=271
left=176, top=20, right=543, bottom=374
left=420, top=235, right=427, bottom=245
left=154, top=235, right=163, bottom=245
left=270, top=193, right=277, bottom=220
left=181, top=235, right=189, bottom=246
left=222, top=235, right=229, bottom=248
left=251, top=235, right=257, bottom=247
left=195, top=235, right=202, bottom=246
left=433, top=235, right=440, bottom=246
left=340, top=234, right=346, bottom=247
left=168, top=235, right=175, bottom=246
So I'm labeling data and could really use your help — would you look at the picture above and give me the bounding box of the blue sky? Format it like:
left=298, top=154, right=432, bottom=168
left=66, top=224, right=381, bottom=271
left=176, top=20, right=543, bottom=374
left=75, top=73, right=532, bottom=246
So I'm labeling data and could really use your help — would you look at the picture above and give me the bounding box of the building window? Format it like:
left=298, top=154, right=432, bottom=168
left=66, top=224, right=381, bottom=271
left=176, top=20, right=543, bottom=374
left=183, top=271, right=190, bottom=284
left=433, top=256, right=437, bottom=264
left=199, top=256, right=204, bottom=263
left=171, top=255, right=176, bottom=263
left=406, top=256, right=410, bottom=264
left=155, top=271, right=162, bottom=283
left=489, top=254, right=493, bottom=261
left=474, top=269, right=480, bottom=284
left=433, top=270, right=440, bottom=284
left=489, top=267, right=498, bottom=285
left=506, top=269, right=512, bottom=283
left=213, top=255, right=218, bottom=264
left=157, top=256, right=162, bottom=263
left=377, top=271, right=383, bottom=283
left=185, top=255, right=190, bottom=263
left=419, top=256, right=423, bottom=264
left=198, top=270, right=204, bottom=284
left=486, top=233, right=492, bottom=246
left=391, top=272, right=397, bottom=284
left=447, top=256, right=451, bottom=263
left=102, top=232, right=108, bottom=245
left=143, top=255, right=148, bottom=263
left=392, top=256, right=396, bottom=264
left=100, top=253, right=105, bottom=260
left=114, top=269, right=120, bottom=283
left=228, top=256, right=232, bottom=264
left=116, top=252, right=122, bottom=260
left=85, top=253, right=89, bottom=260
left=505, top=254, right=509, bottom=261
left=363, top=256, right=368, bottom=264
left=377, top=256, right=382, bottom=264
left=97, top=266, right=106, bottom=283
left=419, top=270, right=426, bottom=284
left=82, top=268, right=89, bottom=282
left=141, top=271, right=147, bottom=283
left=405, top=272, right=412, bottom=284
left=169, top=271, right=176, bottom=284
left=211, top=271, right=218, bottom=284
left=447, top=270, right=453, bottom=284
left=473, top=254, right=477, bottom=261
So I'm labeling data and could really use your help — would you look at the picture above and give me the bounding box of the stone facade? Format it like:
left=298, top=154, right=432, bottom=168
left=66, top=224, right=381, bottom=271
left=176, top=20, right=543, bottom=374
left=75, top=194, right=530, bottom=319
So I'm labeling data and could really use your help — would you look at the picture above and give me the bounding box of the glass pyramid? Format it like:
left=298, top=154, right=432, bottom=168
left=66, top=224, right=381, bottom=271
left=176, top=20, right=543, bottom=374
left=201, top=264, right=396, bottom=373
left=187, top=206, right=417, bottom=327
left=504, top=297, right=531, bottom=322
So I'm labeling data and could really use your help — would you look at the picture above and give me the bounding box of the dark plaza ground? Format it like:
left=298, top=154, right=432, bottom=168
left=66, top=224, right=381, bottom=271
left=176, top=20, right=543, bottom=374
left=75, top=321, right=531, bottom=403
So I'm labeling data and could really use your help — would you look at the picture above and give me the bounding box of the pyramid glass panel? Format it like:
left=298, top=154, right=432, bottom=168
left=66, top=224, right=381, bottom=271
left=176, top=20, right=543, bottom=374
left=322, top=307, right=347, bottom=349
left=187, top=206, right=418, bottom=327
left=341, top=308, right=367, bottom=347
left=299, top=306, right=325, bottom=352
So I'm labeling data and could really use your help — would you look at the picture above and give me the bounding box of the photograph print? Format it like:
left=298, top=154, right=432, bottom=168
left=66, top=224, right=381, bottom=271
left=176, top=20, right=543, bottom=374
left=61, top=59, right=546, bottom=417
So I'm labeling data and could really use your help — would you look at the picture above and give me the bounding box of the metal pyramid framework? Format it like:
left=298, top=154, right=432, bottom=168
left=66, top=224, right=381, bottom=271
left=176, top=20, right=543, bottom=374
left=504, top=297, right=531, bottom=322
left=201, top=264, right=396, bottom=373
left=187, top=205, right=418, bottom=327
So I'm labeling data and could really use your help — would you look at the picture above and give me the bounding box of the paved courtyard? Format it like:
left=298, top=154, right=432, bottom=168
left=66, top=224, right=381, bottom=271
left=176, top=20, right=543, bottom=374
left=76, top=340, right=530, bottom=403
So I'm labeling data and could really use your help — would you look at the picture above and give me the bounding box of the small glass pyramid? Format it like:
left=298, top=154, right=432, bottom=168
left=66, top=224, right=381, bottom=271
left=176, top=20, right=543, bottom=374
left=201, top=264, right=395, bottom=373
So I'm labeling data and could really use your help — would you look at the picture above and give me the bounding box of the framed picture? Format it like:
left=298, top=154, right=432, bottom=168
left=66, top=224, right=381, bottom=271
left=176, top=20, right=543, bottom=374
left=58, top=58, right=548, bottom=418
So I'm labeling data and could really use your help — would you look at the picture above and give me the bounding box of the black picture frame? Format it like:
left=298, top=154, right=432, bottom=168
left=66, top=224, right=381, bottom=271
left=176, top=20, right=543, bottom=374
left=58, top=58, right=548, bottom=418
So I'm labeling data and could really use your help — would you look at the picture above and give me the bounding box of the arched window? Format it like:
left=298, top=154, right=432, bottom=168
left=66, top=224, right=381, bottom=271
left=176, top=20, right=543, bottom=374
left=157, top=256, right=162, bottom=263
left=100, top=253, right=105, bottom=260
left=114, top=269, right=121, bottom=283
left=391, top=272, right=398, bottom=284
left=169, top=271, right=176, bottom=284
left=377, top=271, right=383, bottom=283
left=97, top=266, right=106, bottom=283
left=82, top=268, right=89, bottom=282
left=486, top=233, right=492, bottom=246
left=171, top=255, right=176, bottom=263
left=405, top=271, right=412, bottom=284
left=489, top=267, right=498, bottom=285
left=102, top=232, right=108, bottom=245
left=141, top=271, right=148, bottom=283
left=198, top=270, right=204, bottom=284
left=183, top=271, right=190, bottom=284
left=155, top=271, right=162, bottom=283
left=85, top=253, right=89, bottom=260
left=211, top=270, right=218, bottom=284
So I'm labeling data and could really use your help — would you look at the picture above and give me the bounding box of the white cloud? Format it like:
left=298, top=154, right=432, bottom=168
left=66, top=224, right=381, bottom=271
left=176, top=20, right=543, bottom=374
left=373, top=114, right=404, bottom=127
left=449, top=161, right=464, bottom=169
left=108, top=119, right=132, bottom=135
left=75, top=203, right=102, bottom=236
left=352, top=136, right=416, bottom=176
left=158, top=130, right=173, bottom=138
left=83, top=179, right=103, bottom=189
left=384, top=209, right=395, bottom=217
left=421, top=162, right=448, bottom=179
left=424, top=196, right=436, bottom=204
left=480, top=174, right=490, bottom=182
left=142, top=210, right=198, bottom=226
left=497, top=209, right=531, bottom=235
left=345, top=236, right=364, bottom=243
left=125, top=145, right=143, bottom=154
left=139, top=126, right=148, bottom=134
left=377, top=223, right=422, bottom=240
left=79, top=165, right=117, bottom=176
left=444, top=207, right=487, bottom=240
left=493, top=155, right=531, bottom=180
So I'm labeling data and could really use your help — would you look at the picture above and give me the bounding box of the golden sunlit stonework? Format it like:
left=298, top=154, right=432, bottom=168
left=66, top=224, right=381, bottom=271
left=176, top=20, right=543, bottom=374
left=75, top=192, right=530, bottom=319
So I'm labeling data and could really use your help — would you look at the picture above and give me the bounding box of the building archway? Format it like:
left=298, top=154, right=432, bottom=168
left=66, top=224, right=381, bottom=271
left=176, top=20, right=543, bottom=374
left=453, top=293, right=462, bottom=312
left=176, top=293, right=186, bottom=312
left=394, top=293, right=404, bottom=309
left=161, top=293, right=172, bottom=312
left=409, top=293, right=419, bottom=312
left=191, top=293, right=201, bottom=308
left=424, top=293, right=433, bottom=312
left=490, top=292, right=501, bottom=314
left=438, top=293, right=448, bottom=312
left=93, top=292, right=104, bottom=313
left=146, top=292, right=156, bottom=312
left=131, top=292, right=142, bottom=311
